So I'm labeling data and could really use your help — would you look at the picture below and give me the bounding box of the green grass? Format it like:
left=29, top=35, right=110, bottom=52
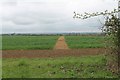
left=2, top=36, right=59, bottom=50
left=2, top=55, right=117, bottom=78
left=65, top=36, right=105, bottom=49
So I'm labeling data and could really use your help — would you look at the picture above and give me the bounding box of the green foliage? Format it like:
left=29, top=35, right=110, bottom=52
left=2, top=55, right=117, bottom=78
left=103, top=15, right=119, bottom=74
left=65, top=36, right=105, bottom=48
left=103, top=15, right=119, bottom=57
left=2, top=36, right=59, bottom=50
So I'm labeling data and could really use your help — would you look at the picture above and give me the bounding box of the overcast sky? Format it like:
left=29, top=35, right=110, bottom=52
left=0, top=0, right=118, bottom=33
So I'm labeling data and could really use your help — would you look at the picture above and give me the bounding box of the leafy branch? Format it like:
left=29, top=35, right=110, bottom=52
left=73, top=9, right=119, bottom=19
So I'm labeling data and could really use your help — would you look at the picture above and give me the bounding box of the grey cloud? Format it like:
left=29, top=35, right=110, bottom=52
left=12, top=17, right=35, bottom=25
left=2, top=9, right=66, bottom=26
left=1, top=0, right=117, bottom=33
left=1, top=0, right=18, bottom=6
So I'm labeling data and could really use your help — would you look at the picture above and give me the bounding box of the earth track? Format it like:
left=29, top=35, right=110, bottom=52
left=54, top=36, right=69, bottom=49
left=2, top=48, right=105, bottom=58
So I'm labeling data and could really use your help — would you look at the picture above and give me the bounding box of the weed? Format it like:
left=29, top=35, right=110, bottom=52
left=18, top=59, right=28, bottom=67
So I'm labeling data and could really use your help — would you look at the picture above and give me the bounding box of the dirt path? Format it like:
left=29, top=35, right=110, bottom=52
left=54, top=36, right=69, bottom=49
left=2, top=48, right=105, bottom=58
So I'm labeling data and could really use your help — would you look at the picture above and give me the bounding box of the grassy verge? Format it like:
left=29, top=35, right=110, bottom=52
left=2, top=36, right=59, bottom=50
left=2, top=55, right=117, bottom=78
left=65, top=36, right=105, bottom=49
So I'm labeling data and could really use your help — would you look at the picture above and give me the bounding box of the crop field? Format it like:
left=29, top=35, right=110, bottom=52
left=65, top=36, right=105, bottom=49
left=2, top=36, right=59, bottom=50
left=2, top=55, right=117, bottom=78
left=2, top=35, right=118, bottom=78
left=2, top=35, right=105, bottom=50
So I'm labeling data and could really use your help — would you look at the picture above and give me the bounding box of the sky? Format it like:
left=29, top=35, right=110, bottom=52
left=0, top=0, right=118, bottom=34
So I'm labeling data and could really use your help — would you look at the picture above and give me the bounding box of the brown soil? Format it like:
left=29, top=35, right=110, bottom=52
left=54, top=36, right=69, bottom=49
left=2, top=48, right=105, bottom=58
left=0, top=51, right=2, bottom=58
